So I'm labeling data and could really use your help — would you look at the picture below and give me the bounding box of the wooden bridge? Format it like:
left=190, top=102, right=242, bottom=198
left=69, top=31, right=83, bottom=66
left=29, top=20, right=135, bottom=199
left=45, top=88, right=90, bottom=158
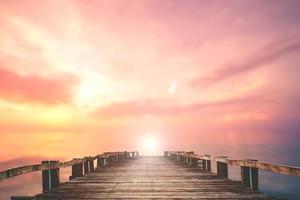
left=1, top=151, right=300, bottom=199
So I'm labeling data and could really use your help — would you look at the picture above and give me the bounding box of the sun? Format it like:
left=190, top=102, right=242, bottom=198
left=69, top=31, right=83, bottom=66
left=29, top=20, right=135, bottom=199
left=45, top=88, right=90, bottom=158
left=140, top=134, right=161, bottom=156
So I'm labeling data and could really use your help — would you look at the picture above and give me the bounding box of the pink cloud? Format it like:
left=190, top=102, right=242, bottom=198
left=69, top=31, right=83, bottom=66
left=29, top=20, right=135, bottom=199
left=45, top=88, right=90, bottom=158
left=191, top=36, right=300, bottom=88
left=93, top=95, right=271, bottom=118
left=0, top=67, right=78, bottom=104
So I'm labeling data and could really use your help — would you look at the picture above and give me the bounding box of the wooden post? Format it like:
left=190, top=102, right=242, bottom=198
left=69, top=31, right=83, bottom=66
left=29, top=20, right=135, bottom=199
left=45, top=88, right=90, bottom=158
left=202, top=159, right=211, bottom=171
left=70, top=161, right=83, bottom=180
left=164, top=151, right=169, bottom=157
left=97, top=157, right=107, bottom=167
left=89, top=160, right=94, bottom=172
left=191, top=158, right=198, bottom=167
left=41, top=160, right=60, bottom=193
left=207, top=160, right=211, bottom=172
left=84, top=160, right=89, bottom=174
left=185, top=156, right=189, bottom=164
left=217, top=161, right=228, bottom=178
left=241, top=160, right=258, bottom=191
left=202, top=159, right=207, bottom=170
left=187, top=157, right=192, bottom=166
left=97, top=156, right=101, bottom=167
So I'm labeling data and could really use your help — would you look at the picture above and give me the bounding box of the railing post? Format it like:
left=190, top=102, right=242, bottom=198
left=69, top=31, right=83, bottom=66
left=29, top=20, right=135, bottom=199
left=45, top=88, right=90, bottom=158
left=207, top=159, right=211, bottom=171
left=241, top=160, right=258, bottom=191
left=70, top=159, right=83, bottom=180
left=217, top=158, right=228, bottom=179
left=185, top=156, right=189, bottom=164
left=89, top=159, right=94, bottom=172
left=205, top=160, right=211, bottom=172
left=191, top=158, right=198, bottom=167
left=187, top=156, right=192, bottom=166
left=202, top=159, right=211, bottom=172
left=164, top=151, right=169, bottom=157
left=84, top=159, right=89, bottom=174
left=97, top=157, right=107, bottom=167
left=41, top=160, right=59, bottom=193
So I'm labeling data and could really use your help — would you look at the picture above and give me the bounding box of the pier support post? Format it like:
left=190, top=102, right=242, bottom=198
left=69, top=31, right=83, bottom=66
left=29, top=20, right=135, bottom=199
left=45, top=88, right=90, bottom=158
left=191, top=158, right=198, bottom=167
left=164, top=151, right=169, bottom=157
left=84, top=159, right=89, bottom=174
left=184, top=156, right=188, bottom=164
left=241, top=160, right=258, bottom=191
left=202, top=159, right=212, bottom=171
left=97, top=157, right=107, bottom=167
left=217, top=161, right=228, bottom=178
left=89, top=159, right=94, bottom=172
left=41, top=160, right=60, bottom=193
left=176, top=154, right=180, bottom=161
left=187, top=156, right=192, bottom=166
left=70, top=160, right=83, bottom=180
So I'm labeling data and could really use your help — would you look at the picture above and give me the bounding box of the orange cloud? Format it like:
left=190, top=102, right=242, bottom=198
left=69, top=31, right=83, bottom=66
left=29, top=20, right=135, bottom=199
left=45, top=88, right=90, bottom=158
left=93, top=95, right=270, bottom=118
left=0, top=67, right=78, bottom=104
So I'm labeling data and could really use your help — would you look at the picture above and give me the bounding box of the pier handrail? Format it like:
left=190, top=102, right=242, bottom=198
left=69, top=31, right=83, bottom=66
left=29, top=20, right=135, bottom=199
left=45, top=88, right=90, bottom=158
left=166, top=151, right=300, bottom=177
left=165, top=150, right=300, bottom=192
left=0, top=151, right=138, bottom=181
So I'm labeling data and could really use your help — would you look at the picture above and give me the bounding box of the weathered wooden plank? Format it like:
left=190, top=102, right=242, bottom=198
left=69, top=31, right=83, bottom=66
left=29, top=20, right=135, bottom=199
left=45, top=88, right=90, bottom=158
left=0, top=151, right=138, bottom=181
left=34, top=157, right=278, bottom=200
left=167, top=151, right=300, bottom=177
left=229, top=160, right=300, bottom=177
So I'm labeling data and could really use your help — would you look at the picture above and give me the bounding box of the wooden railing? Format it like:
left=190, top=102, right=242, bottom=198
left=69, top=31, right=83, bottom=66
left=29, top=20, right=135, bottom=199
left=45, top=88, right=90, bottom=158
left=0, top=151, right=139, bottom=194
left=165, top=151, right=300, bottom=191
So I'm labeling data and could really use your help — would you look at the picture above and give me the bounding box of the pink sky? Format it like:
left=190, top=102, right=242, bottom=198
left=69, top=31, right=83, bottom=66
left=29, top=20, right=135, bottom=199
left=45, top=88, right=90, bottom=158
left=0, top=0, right=300, bottom=167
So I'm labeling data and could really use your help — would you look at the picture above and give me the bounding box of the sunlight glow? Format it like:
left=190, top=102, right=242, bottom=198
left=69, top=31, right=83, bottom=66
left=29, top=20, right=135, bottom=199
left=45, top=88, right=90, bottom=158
left=168, top=80, right=177, bottom=95
left=74, top=69, right=114, bottom=111
left=140, top=134, right=161, bottom=156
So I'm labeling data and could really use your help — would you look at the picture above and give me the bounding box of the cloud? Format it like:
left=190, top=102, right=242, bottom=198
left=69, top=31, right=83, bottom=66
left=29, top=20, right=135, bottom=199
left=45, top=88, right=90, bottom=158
left=191, top=36, right=300, bottom=88
left=0, top=67, right=78, bottom=104
left=93, top=95, right=269, bottom=118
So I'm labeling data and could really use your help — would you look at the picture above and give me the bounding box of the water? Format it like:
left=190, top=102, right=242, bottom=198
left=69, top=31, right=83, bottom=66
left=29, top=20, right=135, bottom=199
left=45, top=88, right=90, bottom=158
left=226, top=165, right=300, bottom=200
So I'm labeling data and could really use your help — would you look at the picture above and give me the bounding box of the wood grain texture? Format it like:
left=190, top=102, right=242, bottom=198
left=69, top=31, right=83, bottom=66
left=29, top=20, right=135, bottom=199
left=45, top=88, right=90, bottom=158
left=2, top=151, right=138, bottom=181
left=32, top=157, right=279, bottom=199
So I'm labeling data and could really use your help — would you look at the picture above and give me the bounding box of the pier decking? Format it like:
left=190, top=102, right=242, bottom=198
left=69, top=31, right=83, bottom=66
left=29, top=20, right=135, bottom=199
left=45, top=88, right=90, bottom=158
left=20, top=157, right=276, bottom=199
left=3, top=151, right=300, bottom=199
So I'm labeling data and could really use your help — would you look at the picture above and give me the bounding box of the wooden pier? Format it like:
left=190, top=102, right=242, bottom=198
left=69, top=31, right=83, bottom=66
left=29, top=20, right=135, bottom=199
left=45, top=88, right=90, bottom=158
left=1, top=151, right=300, bottom=199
